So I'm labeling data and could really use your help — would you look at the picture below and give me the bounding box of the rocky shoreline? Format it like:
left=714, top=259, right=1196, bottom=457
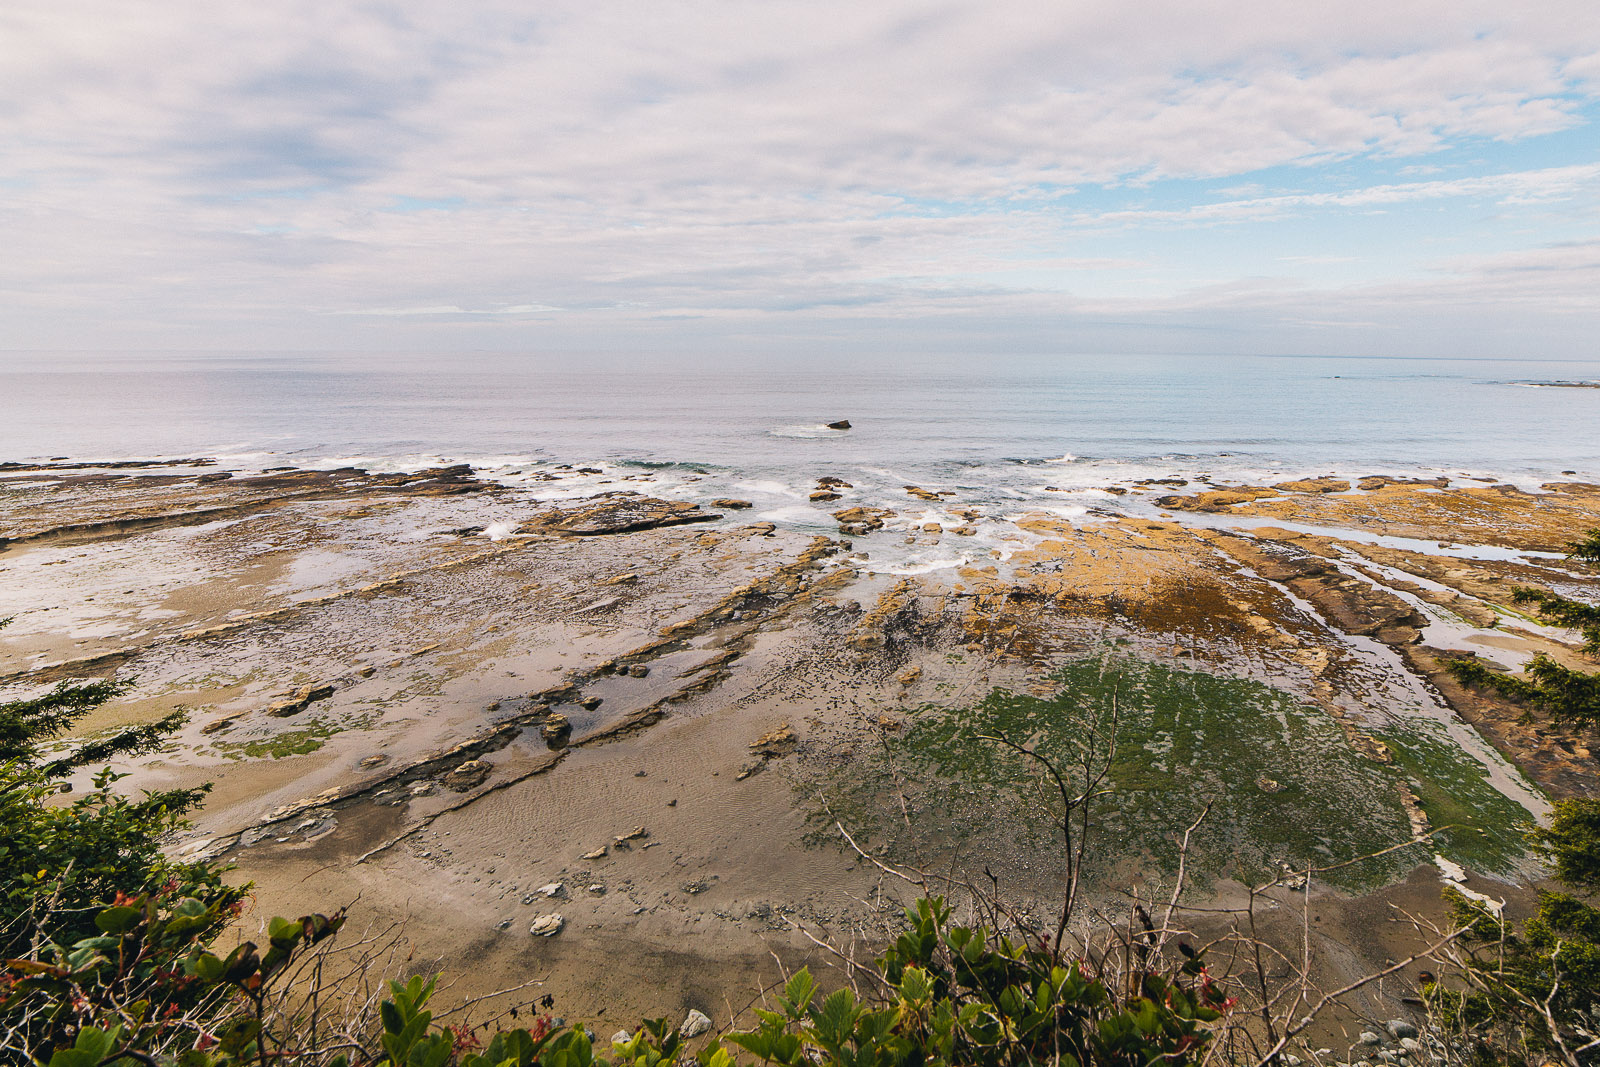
left=2, top=458, right=1598, bottom=1032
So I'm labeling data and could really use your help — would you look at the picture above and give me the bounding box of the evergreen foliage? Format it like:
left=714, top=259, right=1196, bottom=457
left=1433, top=798, right=1600, bottom=1066
left=1511, top=587, right=1600, bottom=655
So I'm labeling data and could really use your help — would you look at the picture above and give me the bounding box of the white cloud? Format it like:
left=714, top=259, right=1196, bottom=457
left=0, top=0, right=1597, bottom=351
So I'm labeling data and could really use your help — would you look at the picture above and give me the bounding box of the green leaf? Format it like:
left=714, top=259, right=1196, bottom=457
left=780, top=968, right=815, bottom=1019
left=94, top=905, right=143, bottom=935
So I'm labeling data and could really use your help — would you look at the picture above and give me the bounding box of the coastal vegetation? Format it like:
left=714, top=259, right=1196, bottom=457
left=1444, top=528, right=1600, bottom=725
left=810, top=656, right=1529, bottom=888
left=7, top=659, right=1600, bottom=1067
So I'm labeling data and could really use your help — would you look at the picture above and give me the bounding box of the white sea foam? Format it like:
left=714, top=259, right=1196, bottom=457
left=483, top=521, right=518, bottom=540
left=768, top=425, right=848, bottom=439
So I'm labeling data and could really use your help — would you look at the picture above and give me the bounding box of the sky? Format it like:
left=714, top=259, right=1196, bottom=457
left=3, top=0, right=1599, bottom=358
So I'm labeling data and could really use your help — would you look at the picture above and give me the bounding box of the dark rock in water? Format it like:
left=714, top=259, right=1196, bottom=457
left=518, top=493, right=719, bottom=536
left=809, top=490, right=841, bottom=502
left=826, top=420, right=851, bottom=430
left=709, top=498, right=753, bottom=509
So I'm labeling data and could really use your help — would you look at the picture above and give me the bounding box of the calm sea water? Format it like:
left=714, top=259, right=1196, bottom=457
left=2, top=351, right=1598, bottom=493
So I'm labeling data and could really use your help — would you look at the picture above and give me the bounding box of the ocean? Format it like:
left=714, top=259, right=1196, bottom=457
left=5, top=350, right=1597, bottom=471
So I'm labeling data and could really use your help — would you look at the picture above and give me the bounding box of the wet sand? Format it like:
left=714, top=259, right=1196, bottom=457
left=3, top=460, right=1598, bottom=1030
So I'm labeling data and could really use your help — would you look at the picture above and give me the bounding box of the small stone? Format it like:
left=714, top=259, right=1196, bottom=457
left=358, top=754, right=388, bottom=768
left=627, top=664, right=650, bottom=677
left=357, top=666, right=376, bottom=677
left=612, top=1031, right=632, bottom=1045
left=497, top=919, right=512, bottom=930
left=538, top=882, right=565, bottom=898
left=1399, top=1039, right=1420, bottom=1053
left=408, top=782, right=435, bottom=797
left=582, top=846, right=607, bottom=860
left=1386, top=1021, right=1418, bottom=1040
left=587, top=884, right=606, bottom=895
left=528, top=913, right=564, bottom=937
left=616, top=826, right=649, bottom=843
left=579, top=696, right=603, bottom=710
left=1256, top=777, right=1284, bottom=793
left=1359, top=1032, right=1382, bottom=1047
left=679, top=1009, right=712, bottom=1039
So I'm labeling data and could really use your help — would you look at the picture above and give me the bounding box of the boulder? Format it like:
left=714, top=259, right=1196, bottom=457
left=809, top=490, right=841, bottom=502
left=441, top=759, right=492, bottom=792
left=826, top=420, right=851, bottom=430
left=541, top=713, right=572, bottom=747
left=528, top=913, right=564, bottom=937
left=709, top=498, right=753, bottom=509
left=831, top=506, right=893, bottom=535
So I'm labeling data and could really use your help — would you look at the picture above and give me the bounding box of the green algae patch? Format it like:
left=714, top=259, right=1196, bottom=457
left=1371, top=720, right=1536, bottom=875
left=810, top=656, right=1517, bottom=891
left=208, top=715, right=356, bottom=760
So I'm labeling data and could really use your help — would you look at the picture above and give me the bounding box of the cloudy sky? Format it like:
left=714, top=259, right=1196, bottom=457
left=3, top=0, right=1599, bottom=357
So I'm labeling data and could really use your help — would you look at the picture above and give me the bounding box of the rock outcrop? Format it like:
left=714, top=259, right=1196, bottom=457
left=518, top=494, right=719, bottom=536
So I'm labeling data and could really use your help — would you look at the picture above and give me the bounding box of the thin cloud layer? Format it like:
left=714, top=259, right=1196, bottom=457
left=2, top=0, right=1598, bottom=354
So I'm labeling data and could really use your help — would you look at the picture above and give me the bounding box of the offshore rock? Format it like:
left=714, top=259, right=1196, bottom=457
left=826, top=420, right=851, bottom=430
left=832, top=506, right=893, bottom=535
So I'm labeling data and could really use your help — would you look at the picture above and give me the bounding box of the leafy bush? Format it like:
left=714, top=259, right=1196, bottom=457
left=30, top=895, right=1231, bottom=1067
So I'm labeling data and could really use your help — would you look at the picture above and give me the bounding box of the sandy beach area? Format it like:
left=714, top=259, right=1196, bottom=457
left=3, top=459, right=1598, bottom=1034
